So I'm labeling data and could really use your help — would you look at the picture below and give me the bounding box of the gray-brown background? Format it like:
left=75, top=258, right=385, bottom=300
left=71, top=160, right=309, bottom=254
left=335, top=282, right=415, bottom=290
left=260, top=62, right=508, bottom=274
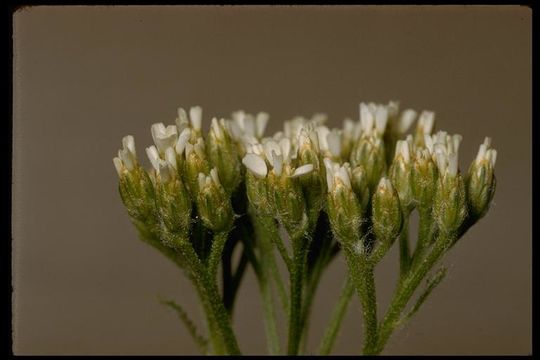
left=13, top=5, right=531, bottom=355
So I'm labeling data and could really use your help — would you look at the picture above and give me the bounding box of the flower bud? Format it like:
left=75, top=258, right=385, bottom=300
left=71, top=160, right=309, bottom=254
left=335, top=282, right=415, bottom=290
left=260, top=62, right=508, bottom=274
left=184, top=137, right=211, bottom=197
left=155, top=177, right=192, bottom=248
left=350, top=165, right=370, bottom=213
left=372, top=177, right=402, bottom=244
left=350, top=135, right=387, bottom=192
left=148, top=147, right=192, bottom=245
left=206, top=118, right=242, bottom=193
left=196, top=168, right=234, bottom=232
left=267, top=167, right=308, bottom=235
left=466, top=137, right=497, bottom=221
left=296, top=129, right=325, bottom=214
left=113, top=136, right=157, bottom=224
left=411, top=148, right=438, bottom=210
left=433, top=171, right=468, bottom=237
left=325, top=160, right=362, bottom=245
left=388, top=138, right=414, bottom=212
left=414, top=110, right=435, bottom=148
left=245, top=170, right=272, bottom=216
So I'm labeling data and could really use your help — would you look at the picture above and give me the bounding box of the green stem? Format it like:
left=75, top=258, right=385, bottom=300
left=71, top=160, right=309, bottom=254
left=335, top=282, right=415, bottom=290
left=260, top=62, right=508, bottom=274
left=287, top=233, right=307, bottom=355
left=270, top=251, right=289, bottom=314
left=343, top=246, right=378, bottom=355
left=260, top=216, right=290, bottom=313
left=318, top=276, right=355, bottom=355
left=399, top=211, right=410, bottom=279
left=176, top=240, right=241, bottom=355
left=208, top=231, right=230, bottom=281
left=299, top=234, right=333, bottom=353
left=410, top=207, right=433, bottom=270
left=253, top=215, right=282, bottom=355
left=298, top=261, right=320, bottom=354
left=375, top=233, right=455, bottom=354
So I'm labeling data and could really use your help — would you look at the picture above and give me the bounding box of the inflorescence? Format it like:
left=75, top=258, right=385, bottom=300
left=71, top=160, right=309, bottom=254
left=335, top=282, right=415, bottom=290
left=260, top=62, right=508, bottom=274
left=113, top=101, right=497, bottom=355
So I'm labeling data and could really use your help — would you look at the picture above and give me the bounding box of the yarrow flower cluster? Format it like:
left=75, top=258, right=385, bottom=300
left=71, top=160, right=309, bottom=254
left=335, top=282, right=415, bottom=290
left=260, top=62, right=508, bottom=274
left=113, top=101, right=497, bottom=356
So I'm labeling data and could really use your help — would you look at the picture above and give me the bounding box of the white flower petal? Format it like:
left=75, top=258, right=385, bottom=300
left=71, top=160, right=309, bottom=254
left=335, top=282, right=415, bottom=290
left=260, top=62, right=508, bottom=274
left=419, top=111, right=435, bottom=134
left=146, top=146, right=161, bottom=171
left=435, top=152, right=447, bottom=174
left=227, top=120, right=243, bottom=141
left=447, top=153, right=458, bottom=176
left=176, top=107, right=189, bottom=133
left=424, top=134, right=434, bottom=153
left=375, top=106, right=388, bottom=133
left=488, top=149, right=497, bottom=168
left=398, top=109, right=417, bottom=133
left=279, top=138, right=291, bottom=163
left=327, top=130, right=341, bottom=157
left=452, top=134, right=463, bottom=153
left=263, top=140, right=281, bottom=164
left=360, top=103, right=374, bottom=133
left=271, top=151, right=283, bottom=176
left=316, top=126, right=330, bottom=151
left=255, top=112, right=269, bottom=138
left=165, top=147, right=177, bottom=170
left=337, top=166, right=351, bottom=188
left=343, top=118, right=354, bottom=135
left=176, top=128, right=191, bottom=155
left=211, top=117, right=223, bottom=140
left=189, top=106, right=202, bottom=131
left=242, top=154, right=268, bottom=178
left=291, top=164, right=314, bottom=178
left=122, top=135, right=136, bottom=156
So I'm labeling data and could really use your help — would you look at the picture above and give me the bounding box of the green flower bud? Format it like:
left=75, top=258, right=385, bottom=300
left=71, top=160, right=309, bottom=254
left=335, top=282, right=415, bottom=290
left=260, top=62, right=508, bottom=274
left=117, top=167, right=157, bottom=224
left=466, top=137, right=497, bottom=221
left=348, top=165, right=369, bottom=214
left=297, top=129, right=326, bottom=216
left=388, top=137, right=414, bottom=213
left=155, top=179, right=192, bottom=247
left=196, top=168, right=234, bottom=232
left=183, top=137, right=211, bottom=198
left=145, top=146, right=192, bottom=247
left=429, top=132, right=468, bottom=237
left=350, top=135, right=387, bottom=192
left=433, top=172, right=468, bottom=237
left=372, top=177, right=402, bottom=244
left=114, top=136, right=157, bottom=224
left=206, top=118, right=242, bottom=194
left=411, top=148, right=438, bottom=209
left=245, top=170, right=272, bottom=216
left=325, top=160, right=362, bottom=245
left=268, top=167, right=309, bottom=235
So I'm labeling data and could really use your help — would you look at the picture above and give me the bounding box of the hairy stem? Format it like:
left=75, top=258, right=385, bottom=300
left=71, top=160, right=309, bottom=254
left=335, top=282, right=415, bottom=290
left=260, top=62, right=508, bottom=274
left=410, top=207, right=433, bottom=270
left=375, top=233, right=454, bottom=354
left=399, top=211, right=411, bottom=280
left=343, top=246, right=378, bottom=355
left=252, top=214, right=282, bottom=355
left=287, top=233, right=307, bottom=355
